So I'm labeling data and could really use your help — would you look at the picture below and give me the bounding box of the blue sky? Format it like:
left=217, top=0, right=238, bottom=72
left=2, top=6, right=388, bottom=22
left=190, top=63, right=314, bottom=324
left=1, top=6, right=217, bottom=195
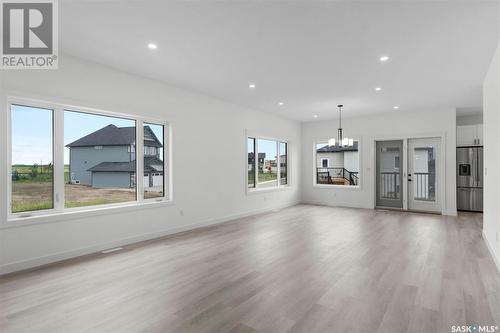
left=248, top=138, right=280, bottom=161
left=11, top=105, right=164, bottom=165
left=258, top=139, right=277, bottom=161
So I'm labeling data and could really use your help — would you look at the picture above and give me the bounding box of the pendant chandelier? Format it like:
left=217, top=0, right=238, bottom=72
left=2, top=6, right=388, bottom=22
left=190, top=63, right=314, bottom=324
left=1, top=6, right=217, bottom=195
left=328, top=104, right=354, bottom=147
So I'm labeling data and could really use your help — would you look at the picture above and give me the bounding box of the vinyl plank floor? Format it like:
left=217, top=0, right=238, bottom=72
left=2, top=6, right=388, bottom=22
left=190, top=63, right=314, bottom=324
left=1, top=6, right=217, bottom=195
left=0, top=205, right=499, bottom=333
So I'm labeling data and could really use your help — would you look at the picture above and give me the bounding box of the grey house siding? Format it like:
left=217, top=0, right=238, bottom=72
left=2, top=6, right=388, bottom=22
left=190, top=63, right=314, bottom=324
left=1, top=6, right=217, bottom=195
left=69, top=146, right=130, bottom=185
left=92, top=172, right=132, bottom=188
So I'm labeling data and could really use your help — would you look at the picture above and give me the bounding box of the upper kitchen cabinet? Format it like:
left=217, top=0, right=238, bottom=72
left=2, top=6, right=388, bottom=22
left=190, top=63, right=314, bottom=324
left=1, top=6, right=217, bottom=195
left=457, top=124, right=483, bottom=146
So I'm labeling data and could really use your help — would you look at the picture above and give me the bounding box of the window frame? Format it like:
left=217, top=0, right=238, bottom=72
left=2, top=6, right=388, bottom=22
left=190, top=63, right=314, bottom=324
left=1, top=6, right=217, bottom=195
left=4, top=96, right=172, bottom=224
left=245, top=132, right=291, bottom=194
left=313, top=139, right=362, bottom=190
left=321, top=158, right=329, bottom=168
left=142, top=121, right=168, bottom=201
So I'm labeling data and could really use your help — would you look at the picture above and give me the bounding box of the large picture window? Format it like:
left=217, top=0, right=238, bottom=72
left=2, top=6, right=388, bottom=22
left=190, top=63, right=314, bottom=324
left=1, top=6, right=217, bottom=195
left=11, top=105, right=54, bottom=213
left=247, top=136, right=289, bottom=191
left=64, top=110, right=137, bottom=208
left=315, top=141, right=360, bottom=186
left=8, top=100, right=170, bottom=218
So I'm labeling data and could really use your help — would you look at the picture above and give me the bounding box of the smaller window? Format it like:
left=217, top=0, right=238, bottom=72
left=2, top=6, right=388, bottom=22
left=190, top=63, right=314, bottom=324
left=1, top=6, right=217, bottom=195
left=315, top=141, right=360, bottom=186
left=94, top=145, right=103, bottom=150
left=247, top=136, right=289, bottom=190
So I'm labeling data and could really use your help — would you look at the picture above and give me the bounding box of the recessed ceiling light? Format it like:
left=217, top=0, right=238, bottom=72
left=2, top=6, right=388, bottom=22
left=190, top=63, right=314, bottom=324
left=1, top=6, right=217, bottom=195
left=249, top=83, right=256, bottom=89
left=279, top=102, right=284, bottom=106
left=380, top=56, right=389, bottom=62
left=393, top=106, right=400, bottom=109
left=313, top=115, right=318, bottom=118
left=375, top=87, right=382, bottom=91
left=148, top=43, right=157, bottom=50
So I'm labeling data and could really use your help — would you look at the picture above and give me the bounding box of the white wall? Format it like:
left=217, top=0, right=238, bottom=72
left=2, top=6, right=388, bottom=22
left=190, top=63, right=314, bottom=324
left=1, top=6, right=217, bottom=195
left=343, top=151, right=359, bottom=173
left=0, top=55, right=301, bottom=274
left=483, top=40, right=500, bottom=269
left=301, top=109, right=457, bottom=214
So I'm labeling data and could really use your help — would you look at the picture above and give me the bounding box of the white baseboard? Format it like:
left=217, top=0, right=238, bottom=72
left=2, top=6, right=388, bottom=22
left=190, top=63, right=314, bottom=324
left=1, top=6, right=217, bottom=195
left=301, top=200, right=372, bottom=210
left=483, top=230, right=500, bottom=273
left=0, top=201, right=300, bottom=275
left=443, top=210, right=458, bottom=216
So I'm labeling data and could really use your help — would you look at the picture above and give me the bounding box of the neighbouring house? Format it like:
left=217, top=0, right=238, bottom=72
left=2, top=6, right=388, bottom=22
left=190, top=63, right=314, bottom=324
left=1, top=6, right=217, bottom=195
left=248, top=152, right=265, bottom=171
left=66, top=124, right=163, bottom=188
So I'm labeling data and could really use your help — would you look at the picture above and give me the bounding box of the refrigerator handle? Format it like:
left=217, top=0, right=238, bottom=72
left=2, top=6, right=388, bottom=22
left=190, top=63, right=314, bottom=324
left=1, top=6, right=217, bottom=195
left=477, top=150, right=480, bottom=185
left=472, top=148, right=477, bottom=187
left=475, top=148, right=479, bottom=185
left=476, top=148, right=481, bottom=187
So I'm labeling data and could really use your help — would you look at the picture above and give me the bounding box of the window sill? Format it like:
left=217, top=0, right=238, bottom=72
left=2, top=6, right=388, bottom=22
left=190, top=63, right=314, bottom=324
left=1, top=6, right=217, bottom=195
left=2, top=199, right=174, bottom=229
left=313, top=184, right=362, bottom=190
left=246, top=185, right=292, bottom=195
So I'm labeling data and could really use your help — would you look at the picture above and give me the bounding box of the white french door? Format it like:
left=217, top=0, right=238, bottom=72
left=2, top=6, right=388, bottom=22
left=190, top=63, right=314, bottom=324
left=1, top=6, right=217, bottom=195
left=407, top=138, right=441, bottom=213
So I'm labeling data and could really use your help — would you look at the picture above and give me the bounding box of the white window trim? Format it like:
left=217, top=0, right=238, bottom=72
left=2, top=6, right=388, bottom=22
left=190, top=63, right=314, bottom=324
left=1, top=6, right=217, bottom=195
left=245, top=131, right=291, bottom=194
left=312, top=139, right=362, bottom=190
left=4, top=96, right=172, bottom=225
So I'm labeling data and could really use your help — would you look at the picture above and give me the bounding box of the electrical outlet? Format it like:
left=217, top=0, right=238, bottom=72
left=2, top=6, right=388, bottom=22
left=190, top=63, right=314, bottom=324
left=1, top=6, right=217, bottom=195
left=263, top=196, right=267, bottom=201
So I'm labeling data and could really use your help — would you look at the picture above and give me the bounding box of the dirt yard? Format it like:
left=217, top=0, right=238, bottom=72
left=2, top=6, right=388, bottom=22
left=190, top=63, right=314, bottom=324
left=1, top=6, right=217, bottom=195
left=12, top=183, right=163, bottom=212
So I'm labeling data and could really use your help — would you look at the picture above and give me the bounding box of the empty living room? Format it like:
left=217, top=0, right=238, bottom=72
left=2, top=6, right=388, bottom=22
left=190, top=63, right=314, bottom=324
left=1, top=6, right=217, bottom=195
left=1, top=1, right=500, bottom=332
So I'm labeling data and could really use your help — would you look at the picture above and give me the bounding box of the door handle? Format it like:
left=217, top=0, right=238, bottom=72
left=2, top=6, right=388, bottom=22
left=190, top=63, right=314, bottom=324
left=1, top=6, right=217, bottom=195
left=408, top=179, right=412, bottom=182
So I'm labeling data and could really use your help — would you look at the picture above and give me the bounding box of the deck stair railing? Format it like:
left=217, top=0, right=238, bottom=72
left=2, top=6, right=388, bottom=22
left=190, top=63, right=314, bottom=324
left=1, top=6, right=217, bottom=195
left=316, top=167, right=359, bottom=186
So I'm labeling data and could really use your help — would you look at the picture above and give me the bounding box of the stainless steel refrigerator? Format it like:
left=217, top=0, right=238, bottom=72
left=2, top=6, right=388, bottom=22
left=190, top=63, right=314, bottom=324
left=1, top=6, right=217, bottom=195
left=457, top=147, right=483, bottom=212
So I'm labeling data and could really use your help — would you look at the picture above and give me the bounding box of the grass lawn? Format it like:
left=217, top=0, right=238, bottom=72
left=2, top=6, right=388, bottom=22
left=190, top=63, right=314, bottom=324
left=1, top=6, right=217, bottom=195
left=258, top=171, right=277, bottom=182
left=11, top=183, right=139, bottom=213
left=11, top=164, right=165, bottom=213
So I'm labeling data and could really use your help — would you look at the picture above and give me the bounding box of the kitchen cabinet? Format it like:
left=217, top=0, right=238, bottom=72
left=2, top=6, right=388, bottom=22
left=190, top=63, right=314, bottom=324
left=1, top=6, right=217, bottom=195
left=457, top=124, right=483, bottom=146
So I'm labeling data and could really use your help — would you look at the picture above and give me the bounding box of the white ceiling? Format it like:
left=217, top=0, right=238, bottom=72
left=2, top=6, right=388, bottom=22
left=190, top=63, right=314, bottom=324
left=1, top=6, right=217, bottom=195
left=61, top=1, right=500, bottom=121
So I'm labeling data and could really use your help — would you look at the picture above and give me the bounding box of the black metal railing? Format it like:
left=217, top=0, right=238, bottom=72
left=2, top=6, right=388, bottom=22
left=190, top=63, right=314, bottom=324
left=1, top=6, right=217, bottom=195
left=414, top=172, right=435, bottom=201
left=316, top=167, right=359, bottom=186
left=380, top=172, right=400, bottom=199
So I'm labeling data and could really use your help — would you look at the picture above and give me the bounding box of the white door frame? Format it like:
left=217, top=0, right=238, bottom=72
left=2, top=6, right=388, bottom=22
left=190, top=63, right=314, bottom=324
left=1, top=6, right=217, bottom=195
left=373, top=133, right=446, bottom=214
left=407, top=137, right=442, bottom=213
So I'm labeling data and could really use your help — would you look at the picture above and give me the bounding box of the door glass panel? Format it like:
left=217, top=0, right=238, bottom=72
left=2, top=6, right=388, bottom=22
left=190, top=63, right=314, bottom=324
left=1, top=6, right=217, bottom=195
left=379, top=146, right=401, bottom=200
left=376, top=140, right=403, bottom=209
left=413, top=147, right=436, bottom=201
